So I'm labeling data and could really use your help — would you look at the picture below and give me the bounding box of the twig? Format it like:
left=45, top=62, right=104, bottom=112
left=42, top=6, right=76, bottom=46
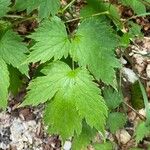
left=123, top=101, right=146, bottom=121
left=61, top=0, right=76, bottom=13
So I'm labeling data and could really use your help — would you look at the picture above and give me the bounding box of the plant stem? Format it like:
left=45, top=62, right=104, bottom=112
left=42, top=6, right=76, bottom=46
left=72, top=59, right=75, bottom=70
left=65, top=11, right=109, bottom=23
left=61, top=0, right=76, bottom=13
left=4, top=15, right=24, bottom=19
left=124, top=12, right=150, bottom=23
left=138, top=80, right=150, bottom=125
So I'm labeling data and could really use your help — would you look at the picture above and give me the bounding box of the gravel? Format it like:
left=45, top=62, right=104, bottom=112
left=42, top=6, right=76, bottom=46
left=0, top=111, right=43, bottom=150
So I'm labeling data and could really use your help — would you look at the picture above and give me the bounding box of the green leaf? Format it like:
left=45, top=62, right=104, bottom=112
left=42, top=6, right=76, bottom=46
left=103, top=87, right=122, bottom=110
left=22, top=61, right=107, bottom=139
left=0, top=29, right=28, bottom=75
left=8, top=66, right=23, bottom=95
left=0, top=57, right=9, bottom=109
left=135, top=122, right=150, bottom=143
left=120, top=33, right=131, bottom=47
left=72, top=122, right=97, bottom=150
left=139, top=80, right=150, bottom=126
left=26, top=17, right=70, bottom=63
left=131, top=81, right=144, bottom=109
left=0, top=20, right=11, bottom=34
left=44, top=97, right=82, bottom=140
left=0, top=0, right=11, bottom=17
left=38, top=0, right=60, bottom=18
left=106, top=4, right=122, bottom=29
left=80, top=0, right=122, bottom=28
left=14, top=0, right=60, bottom=18
left=94, top=142, right=113, bottom=150
left=120, top=0, right=146, bottom=14
left=129, top=22, right=142, bottom=38
left=14, top=0, right=40, bottom=14
left=80, top=0, right=105, bottom=17
left=107, top=112, right=127, bottom=133
left=71, top=17, right=120, bottom=87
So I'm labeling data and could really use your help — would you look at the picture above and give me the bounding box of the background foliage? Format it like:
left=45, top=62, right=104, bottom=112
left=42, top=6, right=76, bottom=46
left=0, top=0, right=150, bottom=149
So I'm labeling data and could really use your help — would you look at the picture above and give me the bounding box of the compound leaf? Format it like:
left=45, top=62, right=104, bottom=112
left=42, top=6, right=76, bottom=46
left=26, top=17, right=71, bottom=63
left=22, top=61, right=107, bottom=139
left=71, top=17, right=120, bottom=87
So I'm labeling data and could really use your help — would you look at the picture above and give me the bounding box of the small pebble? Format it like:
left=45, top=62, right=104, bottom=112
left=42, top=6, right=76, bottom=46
left=116, top=129, right=131, bottom=144
left=146, top=64, right=150, bottom=78
left=122, top=67, right=138, bottom=83
left=63, top=141, right=72, bottom=150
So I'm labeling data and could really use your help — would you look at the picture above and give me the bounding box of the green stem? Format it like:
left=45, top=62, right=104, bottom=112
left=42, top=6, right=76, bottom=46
left=4, top=15, right=24, bottom=19
left=65, top=11, right=109, bottom=23
left=72, top=59, right=75, bottom=70
left=124, top=12, right=150, bottom=23
left=138, top=79, right=150, bottom=125
left=61, top=0, right=76, bottom=13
